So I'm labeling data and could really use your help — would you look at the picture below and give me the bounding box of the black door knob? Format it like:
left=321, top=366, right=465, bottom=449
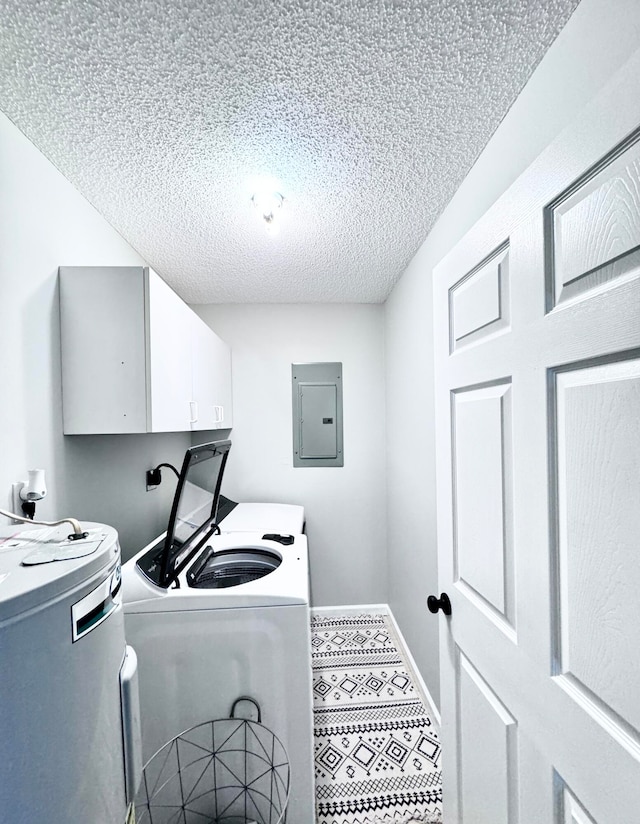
left=427, top=593, right=452, bottom=616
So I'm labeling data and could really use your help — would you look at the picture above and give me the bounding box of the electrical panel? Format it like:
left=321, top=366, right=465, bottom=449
left=292, top=363, right=343, bottom=467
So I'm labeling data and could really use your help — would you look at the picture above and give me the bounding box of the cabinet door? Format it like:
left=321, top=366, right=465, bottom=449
left=146, top=269, right=192, bottom=432
left=59, top=266, right=148, bottom=434
left=190, top=317, right=233, bottom=431
left=190, top=315, right=217, bottom=430
left=210, top=331, right=232, bottom=429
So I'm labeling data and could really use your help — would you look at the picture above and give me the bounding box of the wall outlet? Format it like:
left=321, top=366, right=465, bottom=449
left=146, top=468, right=162, bottom=490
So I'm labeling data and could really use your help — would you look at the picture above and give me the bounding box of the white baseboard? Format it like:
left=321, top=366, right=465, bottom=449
left=311, top=603, right=389, bottom=616
left=310, top=603, right=441, bottom=728
left=384, top=606, right=441, bottom=728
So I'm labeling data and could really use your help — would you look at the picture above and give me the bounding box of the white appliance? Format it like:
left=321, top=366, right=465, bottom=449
left=122, top=441, right=315, bottom=824
left=0, top=522, right=141, bottom=824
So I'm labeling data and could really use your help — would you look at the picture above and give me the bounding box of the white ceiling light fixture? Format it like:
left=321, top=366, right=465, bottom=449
left=251, top=190, right=284, bottom=232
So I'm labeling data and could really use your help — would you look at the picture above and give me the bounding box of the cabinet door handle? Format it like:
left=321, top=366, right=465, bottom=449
left=189, top=401, right=198, bottom=424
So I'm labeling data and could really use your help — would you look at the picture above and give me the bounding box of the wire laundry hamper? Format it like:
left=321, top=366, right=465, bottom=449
left=135, top=698, right=290, bottom=824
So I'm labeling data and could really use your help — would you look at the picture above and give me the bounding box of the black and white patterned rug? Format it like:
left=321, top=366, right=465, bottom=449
left=311, top=612, right=443, bottom=824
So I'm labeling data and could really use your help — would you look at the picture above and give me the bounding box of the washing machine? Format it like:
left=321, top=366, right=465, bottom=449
left=0, top=521, right=141, bottom=824
left=122, top=440, right=315, bottom=824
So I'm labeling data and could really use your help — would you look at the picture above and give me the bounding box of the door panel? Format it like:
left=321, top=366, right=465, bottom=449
left=552, top=357, right=640, bottom=733
left=556, top=779, right=597, bottom=824
left=449, top=244, right=510, bottom=353
left=452, top=382, right=514, bottom=624
left=548, top=133, right=640, bottom=308
left=434, top=52, right=640, bottom=824
left=458, top=652, right=518, bottom=824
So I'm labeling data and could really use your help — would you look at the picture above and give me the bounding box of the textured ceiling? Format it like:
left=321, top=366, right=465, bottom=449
left=0, top=0, right=579, bottom=303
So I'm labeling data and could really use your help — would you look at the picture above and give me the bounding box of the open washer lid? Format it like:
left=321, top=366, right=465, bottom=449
left=158, top=440, right=231, bottom=587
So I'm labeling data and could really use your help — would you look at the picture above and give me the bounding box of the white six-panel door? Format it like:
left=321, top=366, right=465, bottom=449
left=433, top=51, right=640, bottom=823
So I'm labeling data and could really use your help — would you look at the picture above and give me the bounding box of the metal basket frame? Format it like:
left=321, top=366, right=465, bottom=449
left=136, top=699, right=290, bottom=824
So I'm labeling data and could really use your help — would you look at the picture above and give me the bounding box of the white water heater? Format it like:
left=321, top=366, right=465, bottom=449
left=0, top=522, right=141, bottom=824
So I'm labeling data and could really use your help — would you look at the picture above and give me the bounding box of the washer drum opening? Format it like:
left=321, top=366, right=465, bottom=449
left=188, top=548, right=282, bottom=589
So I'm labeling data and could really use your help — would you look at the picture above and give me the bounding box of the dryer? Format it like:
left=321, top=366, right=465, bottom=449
left=122, top=441, right=315, bottom=824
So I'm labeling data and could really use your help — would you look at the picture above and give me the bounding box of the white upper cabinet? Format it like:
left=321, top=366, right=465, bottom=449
left=59, top=266, right=232, bottom=434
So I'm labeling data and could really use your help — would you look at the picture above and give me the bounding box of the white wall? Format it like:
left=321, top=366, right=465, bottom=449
left=0, top=111, right=191, bottom=558
left=385, top=0, right=640, bottom=709
left=194, top=303, right=387, bottom=606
